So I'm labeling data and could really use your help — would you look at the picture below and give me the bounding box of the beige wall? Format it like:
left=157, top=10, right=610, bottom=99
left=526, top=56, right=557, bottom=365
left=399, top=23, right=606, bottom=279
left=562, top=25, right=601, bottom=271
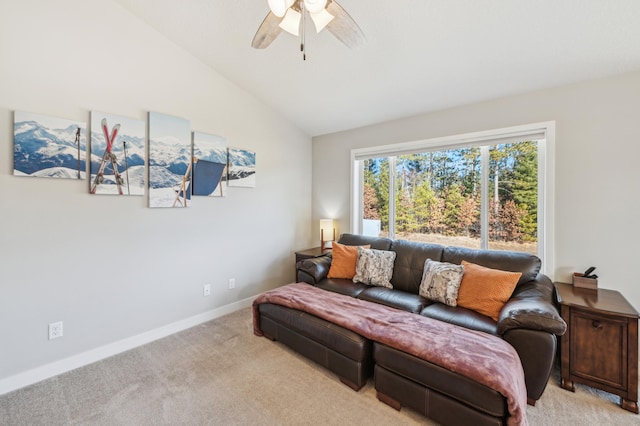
left=0, top=0, right=312, bottom=389
left=313, top=71, right=640, bottom=311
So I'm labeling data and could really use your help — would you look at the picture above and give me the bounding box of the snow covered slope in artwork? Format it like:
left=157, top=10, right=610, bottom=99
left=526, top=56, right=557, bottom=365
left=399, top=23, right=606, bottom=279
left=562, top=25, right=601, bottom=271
left=227, top=148, right=255, bottom=187
left=14, top=113, right=87, bottom=179
left=148, top=112, right=191, bottom=208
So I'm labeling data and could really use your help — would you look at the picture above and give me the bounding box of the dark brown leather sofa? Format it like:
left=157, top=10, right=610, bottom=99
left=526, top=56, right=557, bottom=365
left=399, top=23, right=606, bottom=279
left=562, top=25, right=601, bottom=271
left=257, top=233, right=566, bottom=425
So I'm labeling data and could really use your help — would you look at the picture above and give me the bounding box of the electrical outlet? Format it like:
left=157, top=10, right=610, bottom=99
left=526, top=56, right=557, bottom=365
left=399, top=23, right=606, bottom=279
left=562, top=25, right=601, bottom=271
left=228, top=278, right=236, bottom=290
left=203, top=284, right=211, bottom=296
left=49, top=321, right=63, bottom=340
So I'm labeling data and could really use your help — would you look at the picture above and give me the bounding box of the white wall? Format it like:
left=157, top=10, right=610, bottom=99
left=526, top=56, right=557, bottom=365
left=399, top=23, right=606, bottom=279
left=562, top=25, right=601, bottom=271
left=313, top=72, right=640, bottom=312
left=0, top=0, right=312, bottom=390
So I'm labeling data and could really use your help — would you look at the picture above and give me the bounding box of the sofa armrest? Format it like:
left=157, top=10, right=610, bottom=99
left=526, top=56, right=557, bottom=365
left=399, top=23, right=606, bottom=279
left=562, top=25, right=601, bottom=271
left=497, top=274, right=567, bottom=336
left=296, top=255, right=332, bottom=285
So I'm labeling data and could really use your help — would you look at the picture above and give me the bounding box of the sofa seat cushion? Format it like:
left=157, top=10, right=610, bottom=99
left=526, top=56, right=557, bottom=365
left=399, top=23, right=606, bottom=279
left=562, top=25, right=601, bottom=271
left=357, top=287, right=431, bottom=313
left=315, top=278, right=368, bottom=297
left=374, top=343, right=507, bottom=418
left=420, top=303, right=498, bottom=336
left=258, top=303, right=371, bottom=362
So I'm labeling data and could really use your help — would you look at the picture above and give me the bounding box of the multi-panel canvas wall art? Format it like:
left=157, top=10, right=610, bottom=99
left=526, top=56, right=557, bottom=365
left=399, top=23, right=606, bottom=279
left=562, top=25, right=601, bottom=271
left=148, top=112, right=192, bottom=208
left=192, top=132, right=227, bottom=197
left=90, top=112, right=145, bottom=195
left=227, top=148, right=256, bottom=188
left=13, top=111, right=87, bottom=179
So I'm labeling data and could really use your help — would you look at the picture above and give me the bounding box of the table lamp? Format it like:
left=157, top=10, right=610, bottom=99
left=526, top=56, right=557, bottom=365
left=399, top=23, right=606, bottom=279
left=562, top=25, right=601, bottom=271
left=320, top=219, right=335, bottom=251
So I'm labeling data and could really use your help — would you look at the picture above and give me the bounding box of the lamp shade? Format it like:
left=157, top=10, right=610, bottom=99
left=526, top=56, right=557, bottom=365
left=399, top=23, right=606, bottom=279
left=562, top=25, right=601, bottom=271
left=309, top=9, right=334, bottom=33
left=320, top=219, right=334, bottom=236
left=278, top=7, right=302, bottom=36
left=303, top=0, right=327, bottom=14
left=320, top=218, right=335, bottom=250
left=268, top=0, right=295, bottom=18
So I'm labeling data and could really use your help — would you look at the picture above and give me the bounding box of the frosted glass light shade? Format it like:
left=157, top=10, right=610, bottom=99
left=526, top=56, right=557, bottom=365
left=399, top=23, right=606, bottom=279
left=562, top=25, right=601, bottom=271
left=320, top=218, right=335, bottom=250
left=279, top=8, right=301, bottom=36
left=320, top=219, right=334, bottom=235
left=310, top=9, right=334, bottom=33
left=303, top=0, right=327, bottom=14
left=268, top=0, right=295, bottom=18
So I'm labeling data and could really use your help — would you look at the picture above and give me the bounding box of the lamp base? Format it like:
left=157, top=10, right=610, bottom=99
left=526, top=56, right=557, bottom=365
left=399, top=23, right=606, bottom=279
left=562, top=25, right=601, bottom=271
left=320, top=228, right=336, bottom=251
left=321, top=241, right=333, bottom=251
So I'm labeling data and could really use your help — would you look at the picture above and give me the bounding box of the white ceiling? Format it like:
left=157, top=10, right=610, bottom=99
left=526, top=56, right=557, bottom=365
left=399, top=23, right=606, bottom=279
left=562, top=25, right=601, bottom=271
left=114, top=0, right=640, bottom=136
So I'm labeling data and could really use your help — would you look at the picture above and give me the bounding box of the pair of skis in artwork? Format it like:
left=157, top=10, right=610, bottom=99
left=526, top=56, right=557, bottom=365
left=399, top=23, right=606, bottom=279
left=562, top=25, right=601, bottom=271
left=90, top=119, right=130, bottom=195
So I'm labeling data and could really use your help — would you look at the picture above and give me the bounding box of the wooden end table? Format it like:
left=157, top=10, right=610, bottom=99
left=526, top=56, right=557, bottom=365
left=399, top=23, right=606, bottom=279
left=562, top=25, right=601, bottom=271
left=555, top=282, right=639, bottom=413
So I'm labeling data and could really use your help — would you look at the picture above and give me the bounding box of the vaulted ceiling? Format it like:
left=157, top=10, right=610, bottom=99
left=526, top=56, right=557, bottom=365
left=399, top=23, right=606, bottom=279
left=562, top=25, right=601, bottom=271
left=114, top=0, right=640, bottom=136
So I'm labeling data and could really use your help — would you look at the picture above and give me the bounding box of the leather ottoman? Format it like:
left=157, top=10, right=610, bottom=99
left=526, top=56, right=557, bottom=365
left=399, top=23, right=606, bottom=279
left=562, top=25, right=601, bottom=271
left=374, top=343, right=509, bottom=426
left=258, top=303, right=373, bottom=390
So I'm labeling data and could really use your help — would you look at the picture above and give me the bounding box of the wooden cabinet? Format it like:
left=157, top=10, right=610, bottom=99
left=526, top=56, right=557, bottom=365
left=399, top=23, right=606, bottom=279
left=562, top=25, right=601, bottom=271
left=555, top=282, right=639, bottom=413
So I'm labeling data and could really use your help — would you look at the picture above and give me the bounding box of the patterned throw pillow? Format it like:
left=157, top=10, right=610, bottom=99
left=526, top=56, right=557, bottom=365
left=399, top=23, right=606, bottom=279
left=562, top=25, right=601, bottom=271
left=352, top=247, right=396, bottom=288
left=419, top=259, right=465, bottom=307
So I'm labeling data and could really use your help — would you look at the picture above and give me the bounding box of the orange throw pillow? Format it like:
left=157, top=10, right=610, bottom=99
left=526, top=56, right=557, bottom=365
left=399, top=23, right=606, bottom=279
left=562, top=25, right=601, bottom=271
left=327, top=242, right=370, bottom=279
left=456, top=260, right=522, bottom=321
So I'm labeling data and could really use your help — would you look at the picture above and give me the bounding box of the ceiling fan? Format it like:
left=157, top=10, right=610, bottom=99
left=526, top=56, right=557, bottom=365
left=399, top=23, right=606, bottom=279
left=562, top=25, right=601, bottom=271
left=252, top=0, right=365, bottom=59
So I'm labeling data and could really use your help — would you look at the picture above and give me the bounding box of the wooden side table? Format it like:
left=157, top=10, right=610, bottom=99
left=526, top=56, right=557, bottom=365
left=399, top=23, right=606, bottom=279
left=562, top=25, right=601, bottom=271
left=555, top=282, right=639, bottom=413
left=294, top=247, right=328, bottom=281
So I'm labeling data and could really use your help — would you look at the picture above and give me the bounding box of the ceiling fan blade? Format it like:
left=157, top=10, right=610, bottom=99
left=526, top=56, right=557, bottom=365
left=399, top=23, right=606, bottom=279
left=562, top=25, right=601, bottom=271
left=325, top=0, right=366, bottom=48
left=252, top=11, right=284, bottom=49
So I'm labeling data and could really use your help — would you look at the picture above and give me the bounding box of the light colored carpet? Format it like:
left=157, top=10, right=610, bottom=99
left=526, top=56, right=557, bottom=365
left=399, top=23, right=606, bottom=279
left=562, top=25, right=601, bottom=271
left=1, top=307, right=639, bottom=425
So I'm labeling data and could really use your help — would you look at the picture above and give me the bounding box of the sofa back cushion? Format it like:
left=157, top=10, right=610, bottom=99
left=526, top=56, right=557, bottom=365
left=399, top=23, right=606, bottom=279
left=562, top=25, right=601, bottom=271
left=441, top=246, right=541, bottom=286
left=338, top=233, right=392, bottom=251
left=389, top=239, right=445, bottom=294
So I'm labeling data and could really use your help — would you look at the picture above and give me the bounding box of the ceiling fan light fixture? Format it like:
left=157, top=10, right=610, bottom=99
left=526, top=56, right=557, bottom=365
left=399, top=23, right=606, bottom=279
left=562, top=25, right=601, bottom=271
left=252, top=0, right=366, bottom=53
left=303, top=0, right=327, bottom=14
left=278, top=7, right=301, bottom=36
left=309, top=9, right=334, bottom=33
left=267, top=0, right=295, bottom=18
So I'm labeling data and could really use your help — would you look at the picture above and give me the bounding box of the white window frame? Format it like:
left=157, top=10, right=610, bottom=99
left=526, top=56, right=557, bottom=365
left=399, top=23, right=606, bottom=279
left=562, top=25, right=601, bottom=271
left=350, top=121, right=555, bottom=276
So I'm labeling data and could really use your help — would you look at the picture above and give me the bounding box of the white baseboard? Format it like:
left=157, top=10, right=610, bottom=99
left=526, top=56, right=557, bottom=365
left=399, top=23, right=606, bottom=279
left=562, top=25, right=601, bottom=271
left=0, top=296, right=255, bottom=396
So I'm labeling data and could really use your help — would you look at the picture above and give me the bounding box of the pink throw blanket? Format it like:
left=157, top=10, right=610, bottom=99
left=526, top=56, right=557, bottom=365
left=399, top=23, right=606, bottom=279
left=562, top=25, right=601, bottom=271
left=253, top=283, right=528, bottom=426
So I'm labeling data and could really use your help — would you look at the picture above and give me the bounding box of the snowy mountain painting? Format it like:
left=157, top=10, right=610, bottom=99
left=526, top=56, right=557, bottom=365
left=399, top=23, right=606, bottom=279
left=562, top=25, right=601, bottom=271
left=148, top=112, right=192, bottom=208
left=228, top=148, right=256, bottom=188
left=192, top=132, right=227, bottom=197
left=90, top=111, right=145, bottom=196
left=14, top=111, right=87, bottom=179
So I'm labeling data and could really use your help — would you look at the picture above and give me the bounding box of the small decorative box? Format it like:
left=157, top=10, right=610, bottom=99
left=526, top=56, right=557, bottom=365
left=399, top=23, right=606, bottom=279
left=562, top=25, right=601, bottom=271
left=572, top=273, right=598, bottom=290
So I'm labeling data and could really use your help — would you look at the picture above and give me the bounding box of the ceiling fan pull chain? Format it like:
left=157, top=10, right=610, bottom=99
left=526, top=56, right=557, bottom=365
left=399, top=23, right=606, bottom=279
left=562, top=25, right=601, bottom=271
left=301, top=0, right=306, bottom=60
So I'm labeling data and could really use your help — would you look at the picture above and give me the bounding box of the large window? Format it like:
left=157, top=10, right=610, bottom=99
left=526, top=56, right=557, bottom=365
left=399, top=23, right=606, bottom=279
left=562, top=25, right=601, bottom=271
left=352, top=123, right=554, bottom=265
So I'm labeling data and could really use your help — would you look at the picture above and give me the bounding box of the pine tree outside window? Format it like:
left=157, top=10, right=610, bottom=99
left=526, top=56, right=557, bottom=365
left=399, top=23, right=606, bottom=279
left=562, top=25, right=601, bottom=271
left=351, top=122, right=554, bottom=269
